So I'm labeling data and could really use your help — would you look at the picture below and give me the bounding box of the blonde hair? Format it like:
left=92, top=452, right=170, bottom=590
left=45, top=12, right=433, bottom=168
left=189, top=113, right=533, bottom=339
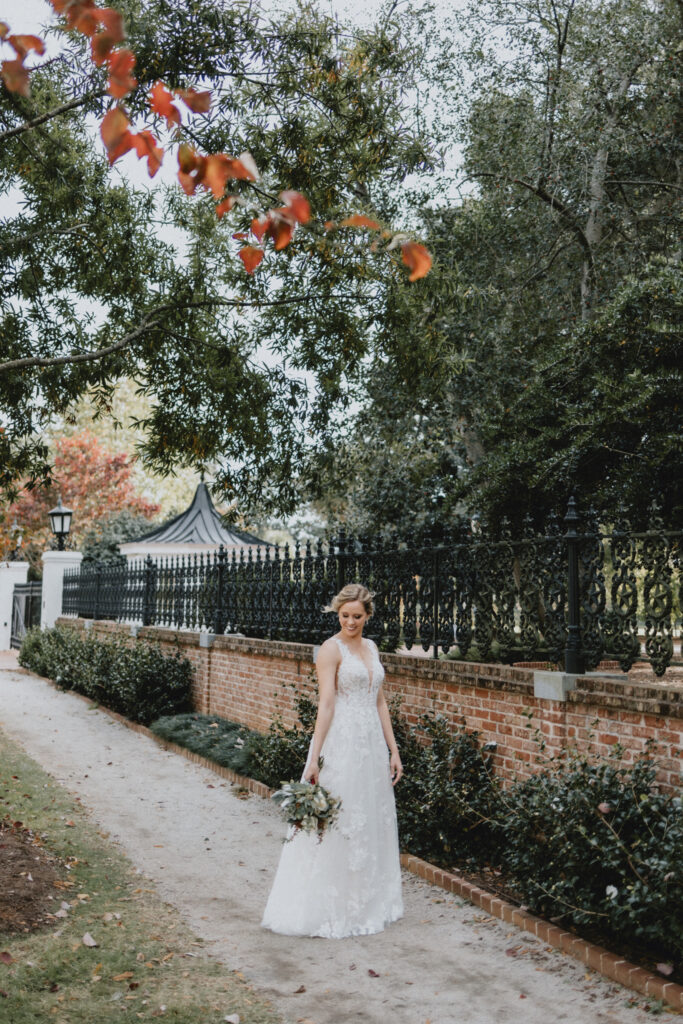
left=325, top=583, right=375, bottom=618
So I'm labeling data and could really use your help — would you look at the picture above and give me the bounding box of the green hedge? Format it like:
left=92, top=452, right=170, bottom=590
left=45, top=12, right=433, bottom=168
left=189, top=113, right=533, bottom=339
left=19, top=626, right=192, bottom=726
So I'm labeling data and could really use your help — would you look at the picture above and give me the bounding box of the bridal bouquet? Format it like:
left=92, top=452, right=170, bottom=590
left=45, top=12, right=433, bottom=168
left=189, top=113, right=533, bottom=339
left=271, top=780, right=342, bottom=842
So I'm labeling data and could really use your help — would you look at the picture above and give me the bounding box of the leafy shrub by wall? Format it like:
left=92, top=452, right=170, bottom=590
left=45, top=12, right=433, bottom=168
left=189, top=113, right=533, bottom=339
left=19, top=626, right=192, bottom=726
left=150, top=714, right=252, bottom=775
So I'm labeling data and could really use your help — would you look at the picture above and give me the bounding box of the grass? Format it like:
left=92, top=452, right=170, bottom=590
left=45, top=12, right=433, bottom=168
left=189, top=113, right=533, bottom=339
left=0, top=729, right=282, bottom=1024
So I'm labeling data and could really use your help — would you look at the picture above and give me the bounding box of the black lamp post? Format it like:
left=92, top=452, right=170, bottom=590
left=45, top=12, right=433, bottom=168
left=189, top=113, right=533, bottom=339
left=48, top=497, right=73, bottom=551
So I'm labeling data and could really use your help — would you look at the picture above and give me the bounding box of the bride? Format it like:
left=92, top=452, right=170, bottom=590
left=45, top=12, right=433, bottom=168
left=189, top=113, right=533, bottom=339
left=261, top=583, right=404, bottom=938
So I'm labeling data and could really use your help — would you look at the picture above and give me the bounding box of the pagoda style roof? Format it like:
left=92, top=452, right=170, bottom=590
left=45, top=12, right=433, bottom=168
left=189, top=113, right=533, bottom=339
left=130, top=483, right=266, bottom=548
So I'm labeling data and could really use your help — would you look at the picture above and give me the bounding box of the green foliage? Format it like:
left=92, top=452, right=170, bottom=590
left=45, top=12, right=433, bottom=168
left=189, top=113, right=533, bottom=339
left=18, top=626, right=192, bottom=725
left=500, top=747, right=683, bottom=961
left=81, top=508, right=156, bottom=565
left=311, top=0, right=682, bottom=531
left=391, top=705, right=503, bottom=864
left=1, top=0, right=437, bottom=515
left=150, top=712, right=252, bottom=775
left=244, top=683, right=317, bottom=787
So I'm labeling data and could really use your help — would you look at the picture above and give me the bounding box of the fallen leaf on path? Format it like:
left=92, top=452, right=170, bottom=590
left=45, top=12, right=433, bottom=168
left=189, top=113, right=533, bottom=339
left=349, top=963, right=356, bottom=970
left=519, top=994, right=527, bottom=999
left=65, top=821, right=75, bottom=827
left=0, top=952, right=14, bottom=965
left=82, top=933, right=98, bottom=947
left=293, top=985, right=306, bottom=993
left=113, top=972, right=134, bottom=981
left=0, top=989, right=7, bottom=997
left=224, top=1015, right=240, bottom=1024
left=368, top=969, right=380, bottom=977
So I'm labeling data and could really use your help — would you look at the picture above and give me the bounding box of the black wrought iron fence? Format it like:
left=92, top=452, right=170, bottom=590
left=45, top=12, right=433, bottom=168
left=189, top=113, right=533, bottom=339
left=61, top=499, right=682, bottom=677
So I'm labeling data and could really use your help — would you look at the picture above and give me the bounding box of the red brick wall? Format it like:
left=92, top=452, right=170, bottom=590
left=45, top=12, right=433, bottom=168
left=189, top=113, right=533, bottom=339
left=56, top=619, right=683, bottom=791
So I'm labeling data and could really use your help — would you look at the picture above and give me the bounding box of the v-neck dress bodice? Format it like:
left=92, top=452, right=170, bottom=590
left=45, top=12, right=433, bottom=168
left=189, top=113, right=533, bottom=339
left=261, top=635, right=403, bottom=938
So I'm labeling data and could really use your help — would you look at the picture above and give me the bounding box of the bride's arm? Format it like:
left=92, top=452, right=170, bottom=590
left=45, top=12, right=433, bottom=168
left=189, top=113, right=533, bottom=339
left=376, top=686, right=403, bottom=786
left=303, top=642, right=338, bottom=784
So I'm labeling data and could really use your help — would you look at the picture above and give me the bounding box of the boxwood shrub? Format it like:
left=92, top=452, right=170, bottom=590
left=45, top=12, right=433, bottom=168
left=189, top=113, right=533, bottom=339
left=19, top=626, right=192, bottom=726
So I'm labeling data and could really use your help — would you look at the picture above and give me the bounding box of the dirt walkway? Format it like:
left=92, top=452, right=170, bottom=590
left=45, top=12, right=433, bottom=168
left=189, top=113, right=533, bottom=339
left=0, top=663, right=663, bottom=1024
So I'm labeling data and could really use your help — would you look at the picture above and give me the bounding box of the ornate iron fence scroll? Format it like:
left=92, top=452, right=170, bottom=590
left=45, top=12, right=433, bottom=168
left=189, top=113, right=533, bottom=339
left=60, top=501, right=681, bottom=676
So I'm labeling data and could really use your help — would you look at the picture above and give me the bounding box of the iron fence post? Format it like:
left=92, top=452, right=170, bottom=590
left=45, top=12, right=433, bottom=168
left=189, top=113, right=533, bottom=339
left=94, top=563, right=102, bottom=621
left=564, top=495, right=584, bottom=674
left=213, top=545, right=226, bottom=635
left=142, top=555, right=156, bottom=627
left=336, top=529, right=347, bottom=594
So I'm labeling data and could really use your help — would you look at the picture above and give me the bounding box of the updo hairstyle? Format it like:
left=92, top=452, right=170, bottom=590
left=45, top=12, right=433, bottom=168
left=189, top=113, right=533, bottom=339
left=325, top=583, right=375, bottom=619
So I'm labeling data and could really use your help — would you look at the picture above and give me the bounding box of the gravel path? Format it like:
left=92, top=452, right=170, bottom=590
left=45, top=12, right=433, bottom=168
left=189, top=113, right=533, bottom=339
left=0, top=665, right=663, bottom=1024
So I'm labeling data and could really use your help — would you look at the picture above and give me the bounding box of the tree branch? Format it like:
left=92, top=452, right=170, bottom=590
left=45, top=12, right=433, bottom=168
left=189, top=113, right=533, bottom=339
left=0, top=294, right=313, bottom=373
left=0, top=89, right=107, bottom=145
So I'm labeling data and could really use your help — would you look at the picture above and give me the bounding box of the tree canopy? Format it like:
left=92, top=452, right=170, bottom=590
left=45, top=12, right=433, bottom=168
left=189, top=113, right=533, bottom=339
left=312, top=0, right=682, bottom=532
left=1, top=0, right=436, bottom=513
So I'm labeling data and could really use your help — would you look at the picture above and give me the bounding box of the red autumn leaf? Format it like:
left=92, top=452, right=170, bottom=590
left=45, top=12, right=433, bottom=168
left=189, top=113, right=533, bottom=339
left=401, top=241, right=432, bottom=282
left=75, top=8, right=99, bottom=36
left=1, top=58, right=29, bottom=95
left=324, top=220, right=336, bottom=231
left=0, top=952, right=14, bottom=964
left=368, top=969, right=380, bottom=977
left=97, top=8, right=124, bottom=38
left=269, top=219, right=295, bottom=251
left=132, top=130, right=163, bottom=177
left=251, top=215, right=270, bottom=241
left=90, top=12, right=124, bottom=66
left=202, top=154, right=233, bottom=198
left=215, top=196, right=235, bottom=219
left=149, top=81, right=181, bottom=126
left=280, top=191, right=310, bottom=223
left=232, top=232, right=249, bottom=240
left=239, top=246, right=264, bottom=274
left=51, top=0, right=97, bottom=31
left=176, top=145, right=206, bottom=195
left=175, top=87, right=211, bottom=113
left=8, top=34, right=46, bottom=58
left=100, top=106, right=133, bottom=164
left=107, top=48, right=136, bottom=99
left=339, top=214, right=381, bottom=229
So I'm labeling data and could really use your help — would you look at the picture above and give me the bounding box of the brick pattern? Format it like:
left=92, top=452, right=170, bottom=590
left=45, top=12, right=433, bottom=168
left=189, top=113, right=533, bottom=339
left=56, top=618, right=683, bottom=791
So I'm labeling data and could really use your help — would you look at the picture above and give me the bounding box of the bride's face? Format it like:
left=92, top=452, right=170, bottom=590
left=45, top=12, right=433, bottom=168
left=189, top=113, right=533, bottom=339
left=338, top=600, right=367, bottom=639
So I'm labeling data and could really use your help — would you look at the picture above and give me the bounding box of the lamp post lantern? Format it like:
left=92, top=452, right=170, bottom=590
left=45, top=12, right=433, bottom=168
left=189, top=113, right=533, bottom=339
left=48, top=497, right=73, bottom=551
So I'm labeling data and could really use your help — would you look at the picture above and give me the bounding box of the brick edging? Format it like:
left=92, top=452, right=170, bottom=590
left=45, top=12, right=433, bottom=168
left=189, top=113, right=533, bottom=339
left=13, top=667, right=683, bottom=1013
left=399, top=854, right=683, bottom=1012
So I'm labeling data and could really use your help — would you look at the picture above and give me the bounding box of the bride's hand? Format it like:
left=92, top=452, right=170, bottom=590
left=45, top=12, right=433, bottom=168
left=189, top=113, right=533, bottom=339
left=390, top=751, right=403, bottom=786
left=303, top=762, right=318, bottom=784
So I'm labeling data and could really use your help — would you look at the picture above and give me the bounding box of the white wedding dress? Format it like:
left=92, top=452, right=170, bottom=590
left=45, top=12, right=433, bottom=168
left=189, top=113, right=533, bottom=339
left=261, top=636, right=404, bottom=938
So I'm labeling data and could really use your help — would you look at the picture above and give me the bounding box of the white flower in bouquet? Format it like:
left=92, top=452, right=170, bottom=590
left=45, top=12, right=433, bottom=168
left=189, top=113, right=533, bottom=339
left=271, top=779, right=342, bottom=842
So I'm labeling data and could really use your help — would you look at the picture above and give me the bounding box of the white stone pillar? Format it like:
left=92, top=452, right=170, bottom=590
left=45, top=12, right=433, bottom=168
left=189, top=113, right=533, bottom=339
left=0, top=561, right=29, bottom=649
left=41, top=550, right=83, bottom=630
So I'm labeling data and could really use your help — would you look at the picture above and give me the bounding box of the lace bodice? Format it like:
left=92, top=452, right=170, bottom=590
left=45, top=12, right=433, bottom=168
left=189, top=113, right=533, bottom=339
left=334, top=636, right=384, bottom=705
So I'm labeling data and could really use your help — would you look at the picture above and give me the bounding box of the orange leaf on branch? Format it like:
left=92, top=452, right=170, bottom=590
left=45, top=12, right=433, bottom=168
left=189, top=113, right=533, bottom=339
left=100, top=106, right=133, bottom=164
left=106, top=47, right=136, bottom=98
left=90, top=9, right=125, bottom=65
left=175, top=87, right=211, bottom=114
left=401, top=241, right=432, bottom=282
left=269, top=219, right=295, bottom=251
left=215, top=196, right=236, bottom=219
left=131, top=130, right=163, bottom=177
left=1, top=58, right=30, bottom=95
left=0, top=22, right=9, bottom=39
left=251, top=215, right=271, bottom=241
left=279, top=191, right=310, bottom=224
left=149, top=81, right=181, bottom=126
left=8, top=34, right=46, bottom=59
left=339, top=214, right=381, bottom=229
left=177, top=143, right=206, bottom=195
left=239, top=246, right=264, bottom=274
